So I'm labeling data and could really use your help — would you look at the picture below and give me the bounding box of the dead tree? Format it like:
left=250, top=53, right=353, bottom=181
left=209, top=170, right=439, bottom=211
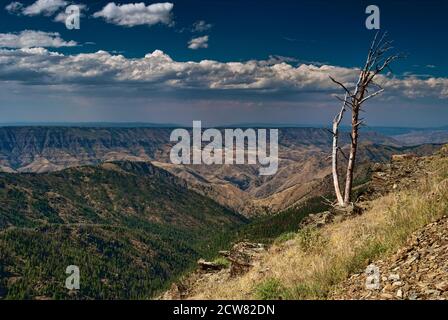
left=330, top=32, right=400, bottom=208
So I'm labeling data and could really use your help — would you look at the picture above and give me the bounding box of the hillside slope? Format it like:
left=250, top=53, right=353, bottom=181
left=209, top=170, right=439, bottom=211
left=0, top=126, right=413, bottom=216
left=332, top=215, right=448, bottom=299
left=0, top=161, right=246, bottom=299
left=161, top=145, right=448, bottom=300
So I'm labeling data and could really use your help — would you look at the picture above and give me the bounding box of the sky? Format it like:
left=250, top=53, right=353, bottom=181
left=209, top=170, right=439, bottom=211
left=0, top=0, right=447, bottom=127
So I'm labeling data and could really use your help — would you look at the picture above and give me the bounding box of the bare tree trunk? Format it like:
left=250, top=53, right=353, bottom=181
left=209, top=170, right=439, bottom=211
left=332, top=94, right=347, bottom=206
left=343, top=76, right=365, bottom=206
left=343, top=105, right=360, bottom=205
left=329, top=32, right=399, bottom=208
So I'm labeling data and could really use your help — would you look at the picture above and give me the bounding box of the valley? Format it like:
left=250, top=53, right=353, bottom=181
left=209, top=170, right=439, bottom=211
left=1, top=126, right=444, bottom=216
left=0, top=126, right=446, bottom=299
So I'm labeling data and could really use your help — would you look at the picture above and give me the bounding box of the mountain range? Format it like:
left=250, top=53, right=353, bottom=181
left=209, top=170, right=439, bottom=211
left=0, top=126, right=446, bottom=299
left=0, top=126, right=444, bottom=215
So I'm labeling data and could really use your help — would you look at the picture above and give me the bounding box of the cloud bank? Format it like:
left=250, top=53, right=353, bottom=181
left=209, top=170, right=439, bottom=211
left=0, top=46, right=447, bottom=100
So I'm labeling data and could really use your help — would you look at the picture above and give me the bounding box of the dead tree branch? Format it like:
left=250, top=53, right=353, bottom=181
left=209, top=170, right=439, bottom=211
left=329, top=32, right=400, bottom=207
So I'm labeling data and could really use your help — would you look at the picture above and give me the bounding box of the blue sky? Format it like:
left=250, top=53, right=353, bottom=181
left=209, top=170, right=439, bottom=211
left=0, top=0, right=447, bottom=127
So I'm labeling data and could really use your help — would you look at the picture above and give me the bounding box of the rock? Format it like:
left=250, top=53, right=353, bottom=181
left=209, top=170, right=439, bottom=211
left=197, top=259, right=224, bottom=272
left=425, top=289, right=440, bottom=296
left=391, top=154, right=415, bottom=162
left=437, top=144, right=448, bottom=156
left=372, top=163, right=384, bottom=172
left=396, top=289, right=403, bottom=298
left=405, top=255, right=418, bottom=265
left=162, top=282, right=188, bottom=300
left=408, top=292, right=419, bottom=300
left=380, top=293, right=394, bottom=299
left=220, top=242, right=266, bottom=277
left=382, top=284, right=393, bottom=292
left=331, top=204, right=363, bottom=216
left=435, top=281, right=448, bottom=292
left=388, top=274, right=400, bottom=281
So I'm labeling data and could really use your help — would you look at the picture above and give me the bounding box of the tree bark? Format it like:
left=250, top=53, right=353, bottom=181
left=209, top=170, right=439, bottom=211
left=343, top=111, right=359, bottom=205
left=332, top=94, right=347, bottom=206
left=343, top=78, right=366, bottom=206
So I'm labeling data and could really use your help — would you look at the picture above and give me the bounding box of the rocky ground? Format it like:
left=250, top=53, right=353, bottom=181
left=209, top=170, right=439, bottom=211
left=329, top=150, right=448, bottom=300
left=366, top=153, right=431, bottom=200
left=159, top=242, right=267, bottom=300
left=332, top=215, right=448, bottom=300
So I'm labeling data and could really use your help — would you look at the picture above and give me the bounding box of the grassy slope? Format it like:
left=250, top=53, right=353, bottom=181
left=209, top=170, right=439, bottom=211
left=186, top=147, right=448, bottom=299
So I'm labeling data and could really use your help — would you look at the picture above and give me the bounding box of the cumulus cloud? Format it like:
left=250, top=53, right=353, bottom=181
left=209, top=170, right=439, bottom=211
left=5, top=1, right=85, bottom=25
left=0, top=30, right=77, bottom=48
left=381, top=76, right=448, bottom=99
left=192, top=20, right=212, bottom=32
left=0, top=47, right=447, bottom=100
left=21, top=0, right=68, bottom=16
left=93, top=2, right=174, bottom=27
left=188, top=35, right=209, bottom=50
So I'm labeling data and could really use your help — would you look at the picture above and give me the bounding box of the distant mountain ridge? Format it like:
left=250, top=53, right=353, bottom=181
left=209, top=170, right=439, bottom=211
left=0, top=126, right=173, bottom=172
left=0, top=126, right=401, bottom=172
left=392, top=129, right=448, bottom=146
left=0, top=126, right=442, bottom=216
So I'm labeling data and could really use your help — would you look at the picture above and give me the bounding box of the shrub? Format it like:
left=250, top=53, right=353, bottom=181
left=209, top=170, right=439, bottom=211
left=255, top=278, right=286, bottom=300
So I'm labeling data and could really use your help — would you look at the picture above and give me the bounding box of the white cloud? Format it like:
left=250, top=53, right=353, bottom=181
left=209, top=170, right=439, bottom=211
left=5, top=1, right=23, bottom=14
left=192, top=20, right=212, bottom=32
left=5, top=1, right=84, bottom=25
left=0, top=30, right=77, bottom=48
left=0, top=47, right=447, bottom=100
left=21, top=0, right=68, bottom=16
left=93, top=2, right=174, bottom=27
left=381, top=76, right=448, bottom=99
left=188, top=35, right=209, bottom=50
left=53, top=4, right=86, bottom=23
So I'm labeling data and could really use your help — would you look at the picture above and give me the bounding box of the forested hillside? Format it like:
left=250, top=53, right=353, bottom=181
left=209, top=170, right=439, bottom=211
left=0, top=161, right=246, bottom=299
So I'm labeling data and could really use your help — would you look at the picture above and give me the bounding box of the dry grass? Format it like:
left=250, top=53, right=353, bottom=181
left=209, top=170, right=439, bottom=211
left=187, top=154, right=448, bottom=300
